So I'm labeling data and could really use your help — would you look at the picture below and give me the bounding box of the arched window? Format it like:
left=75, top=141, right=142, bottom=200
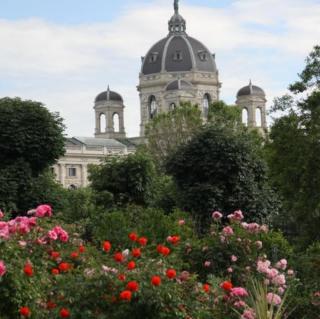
left=113, top=113, right=120, bottom=132
left=203, top=94, right=211, bottom=117
left=170, top=103, right=176, bottom=111
left=100, top=113, right=106, bottom=133
left=148, top=96, right=157, bottom=119
left=242, top=108, right=248, bottom=126
left=255, top=108, right=262, bottom=127
left=68, top=184, right=77, bottom=190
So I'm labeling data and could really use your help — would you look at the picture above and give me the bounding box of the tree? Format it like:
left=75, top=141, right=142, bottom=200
left=0, top=97, right=65, bottom=211
left=89, top=150, right=156, bottom=208
left=145, top=102, right=202, bottom=166
left=265, top=45, right=320, bottom=245
left=166, top=126, right=278, bottom=229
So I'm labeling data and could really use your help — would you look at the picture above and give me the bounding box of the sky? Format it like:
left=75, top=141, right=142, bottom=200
left=0, top=0, right=319, bottom=137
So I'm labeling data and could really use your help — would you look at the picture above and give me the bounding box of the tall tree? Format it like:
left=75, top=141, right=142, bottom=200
left=0, top=97, right=65, bottom=211
left=266, top=45, right=320, bottom=245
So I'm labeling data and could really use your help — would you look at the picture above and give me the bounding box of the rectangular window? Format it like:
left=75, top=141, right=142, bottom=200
left=68, top=167, right=77, bottom=177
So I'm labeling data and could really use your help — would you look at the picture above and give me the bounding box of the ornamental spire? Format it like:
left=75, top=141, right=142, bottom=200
left=249, top=79, right=253, bottom=94
left=107, top=85, right=110, bottom=100
left=174, top=0, right=179, bottom=14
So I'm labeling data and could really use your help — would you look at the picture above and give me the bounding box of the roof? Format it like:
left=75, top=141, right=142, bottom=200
left=73, top=137, right=127, bottom=149
left=237, top=82, right=265, bottom=97
left=95, top=87, right=123, bottom=103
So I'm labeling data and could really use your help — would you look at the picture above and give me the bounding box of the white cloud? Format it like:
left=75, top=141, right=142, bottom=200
left=0, top=0, right=319, bottom=137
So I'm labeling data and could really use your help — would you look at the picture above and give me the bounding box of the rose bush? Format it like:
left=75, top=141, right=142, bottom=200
left=0, top=205, right=301, bottom=318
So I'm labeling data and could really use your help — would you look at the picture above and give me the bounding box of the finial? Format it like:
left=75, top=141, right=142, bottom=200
left=174, top=0, right=179, bottom=14
left=249, top=79, right=253, bottom=94
left=107, top=85, right=110, bottom=100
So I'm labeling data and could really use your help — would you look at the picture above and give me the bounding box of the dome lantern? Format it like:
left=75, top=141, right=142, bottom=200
left=168, top=0, right=186, bottom=35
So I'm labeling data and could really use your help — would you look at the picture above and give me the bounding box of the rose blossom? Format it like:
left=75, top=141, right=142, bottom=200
left=231, top=255, right=238, bottom=262
left=35, top=204, right=52, bottom=218
left=0, top=210, right=4, bottom=219
left=266, top=268, right=279, bottom=279
left=0, top=260, right=6, bottom=277
left=241, top=308, right=256, bottom=319
left=267, top=293, right=282, bottom=305
left=255, top=241, right=263, bottom=249
left=178, top=219, right=185, bottom=225
left=227, top=267, right=233, bottom=273
left=212, top=211, right=223, bottom=220
left=231, top=287, right=249, bottom=297
left=222, top=226, right=234, bottom=236
left=276, top=259, right=287, bottom=270
left=278, top=287, right=285, bottom=295
left=204, top=261, right=211, bottom=267
left=234, top=300, right=246, bottom=308
left=272, top=274, right=286, bottom=286
left=228, top=210, right=244, bottom=221
left=287, top=269, right=294, bottom=276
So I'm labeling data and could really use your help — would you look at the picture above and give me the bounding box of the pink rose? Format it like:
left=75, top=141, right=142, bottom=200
left=287, top=269, right=294, bottom=276
left=231, top=255, right=238, bottom=262
left=0, top=260, right=6, bottom=277
left=234, top=300, right=246, bottom=308
left=212, top=211, right=223, bottom=220
left=227, top=267, right=233, bottom=273
left=204, top=261, right=211, bottom=267
left=241, top=308, right=256, bottom=319
left=0, top=210, right=4, bottom=219
left=272, top=274, right=286, bottom=286
left=35, top=204, right=52, bottom=218
left=267, top=293, right=282, bottom=306
left=276, top=259, right=287, bottom=270
left=231, top=287, right=249, bottom=297
left=178, top=219, right=185, bottom=225
left=222, top=226, right=234, bottom=236
left=48, top=230, right=58, bottom=240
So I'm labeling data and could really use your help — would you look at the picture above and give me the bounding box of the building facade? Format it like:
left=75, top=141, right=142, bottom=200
left=54, top=0, right=268, bottom=188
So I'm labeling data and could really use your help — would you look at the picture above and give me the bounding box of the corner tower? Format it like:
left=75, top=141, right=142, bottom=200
left=138, top=0, right=221, bottom=136
left=94, top=86, right=126, bottom=139
left=236, top=80, right=268, bottom=135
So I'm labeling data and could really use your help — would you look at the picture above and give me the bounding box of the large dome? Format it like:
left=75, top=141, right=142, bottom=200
left=141, top=2, right=217, bottom=75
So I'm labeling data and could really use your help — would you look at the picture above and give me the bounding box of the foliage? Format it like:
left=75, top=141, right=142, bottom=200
left=166, top=126, right=279, bottom=228
left=89, top=150, right=156, bottom=208
left=145, top=102, right=202, bottom=167
left=0, top=97, right=65, bottom=212
left=266, top=45, right=320, bottom=245
left=0, top=205, right=298, bottom=319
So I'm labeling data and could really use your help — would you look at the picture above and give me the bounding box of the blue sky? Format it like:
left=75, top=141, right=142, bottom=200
left=0, top=0, right=319, bottom=137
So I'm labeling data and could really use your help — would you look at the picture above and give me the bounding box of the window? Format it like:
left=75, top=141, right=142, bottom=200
left=242, top=108, right=248, bottom=126
left=170, top=103, right=176, bottom=111
left=148, top=96, right=157, bottom=119
left=113, top=113, right=120, bottom=132
left=173, top=50, right=183, bottom=61
left=100, top=113, right=106, bottom=133
left=198, top=50, right=208, bottom=61
left=203, top=93, right=211, bottom=110
left=68, top=167, right=77, bottom=177
left=255, top=108, right=262, bottom=127
left=68, top=184, right=77, bottom=190
left=149, top=52, right=158, bottom=63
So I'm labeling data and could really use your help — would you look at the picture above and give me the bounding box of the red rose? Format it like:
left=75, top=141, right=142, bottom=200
left=23, top=263, right=33, bottom=277
left=47, top=301, right=57, bottom=310
left=103, top=241, right=111, bottom=252
left=20, top=306, right=31, bottom=317
left=138, top=237, right=148, bottom=246
left=126, top=281, right=139, bottom=292
left=60, top=308, right=70, bottom=318
left=58, top=262, right=71, bottom=272
left=151, top=275, right=161, bottom=286
left=127, top=261, right=136, bottom=270
left=203, top=283, right=210, bottom=293
left=120, top=290, right=132, bottom=301
left=51, top=268, right=60, bottom=275
left=118, top=274, right=126, bottom=281
left=79, top=245, right=85, bottom=253
left=132, top=248, right=141, bottom=258
left=50, top=251, right=60, bottom=259
left=221, top=281, right=233, bottom=291
left=166, top=268, right=176, bottom=279
left=168, top=235, right=180, bottom=245
left=161, top=246, right=170, bottom=256
left=114, top=252, right=124, bottom=263
left=70, top=251, right=79, bottom=259
left=128, top=232, right=138, bottom=241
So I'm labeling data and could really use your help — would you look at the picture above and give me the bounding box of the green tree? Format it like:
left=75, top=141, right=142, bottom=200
left=0, top=97, right=65, bottom=212
left=89, top=150, right=156, bottom=208
left=166, top=126, right=278, bottom=229
left=145, top=102, right=202, bottom=166
left=266, top=45, right=320, bottom=245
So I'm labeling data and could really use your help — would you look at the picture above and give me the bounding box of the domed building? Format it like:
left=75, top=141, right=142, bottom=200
left=138, top=0, right=221, bottom=136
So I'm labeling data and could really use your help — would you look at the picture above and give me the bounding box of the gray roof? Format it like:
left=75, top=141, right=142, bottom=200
left=166, top=79, right=193, bottom=91
left=141, top=3, right=217, bottom=75
left=237, top=82, right=265, bottom=97
left=73, top=137, right=127, bottom=149
left=142, top=35, right=217, bottom=75
left=95, top=88, right=123, bottom=103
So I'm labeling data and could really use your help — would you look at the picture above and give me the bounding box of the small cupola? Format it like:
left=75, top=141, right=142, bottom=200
left=168, top=0, right=186, bottom=35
